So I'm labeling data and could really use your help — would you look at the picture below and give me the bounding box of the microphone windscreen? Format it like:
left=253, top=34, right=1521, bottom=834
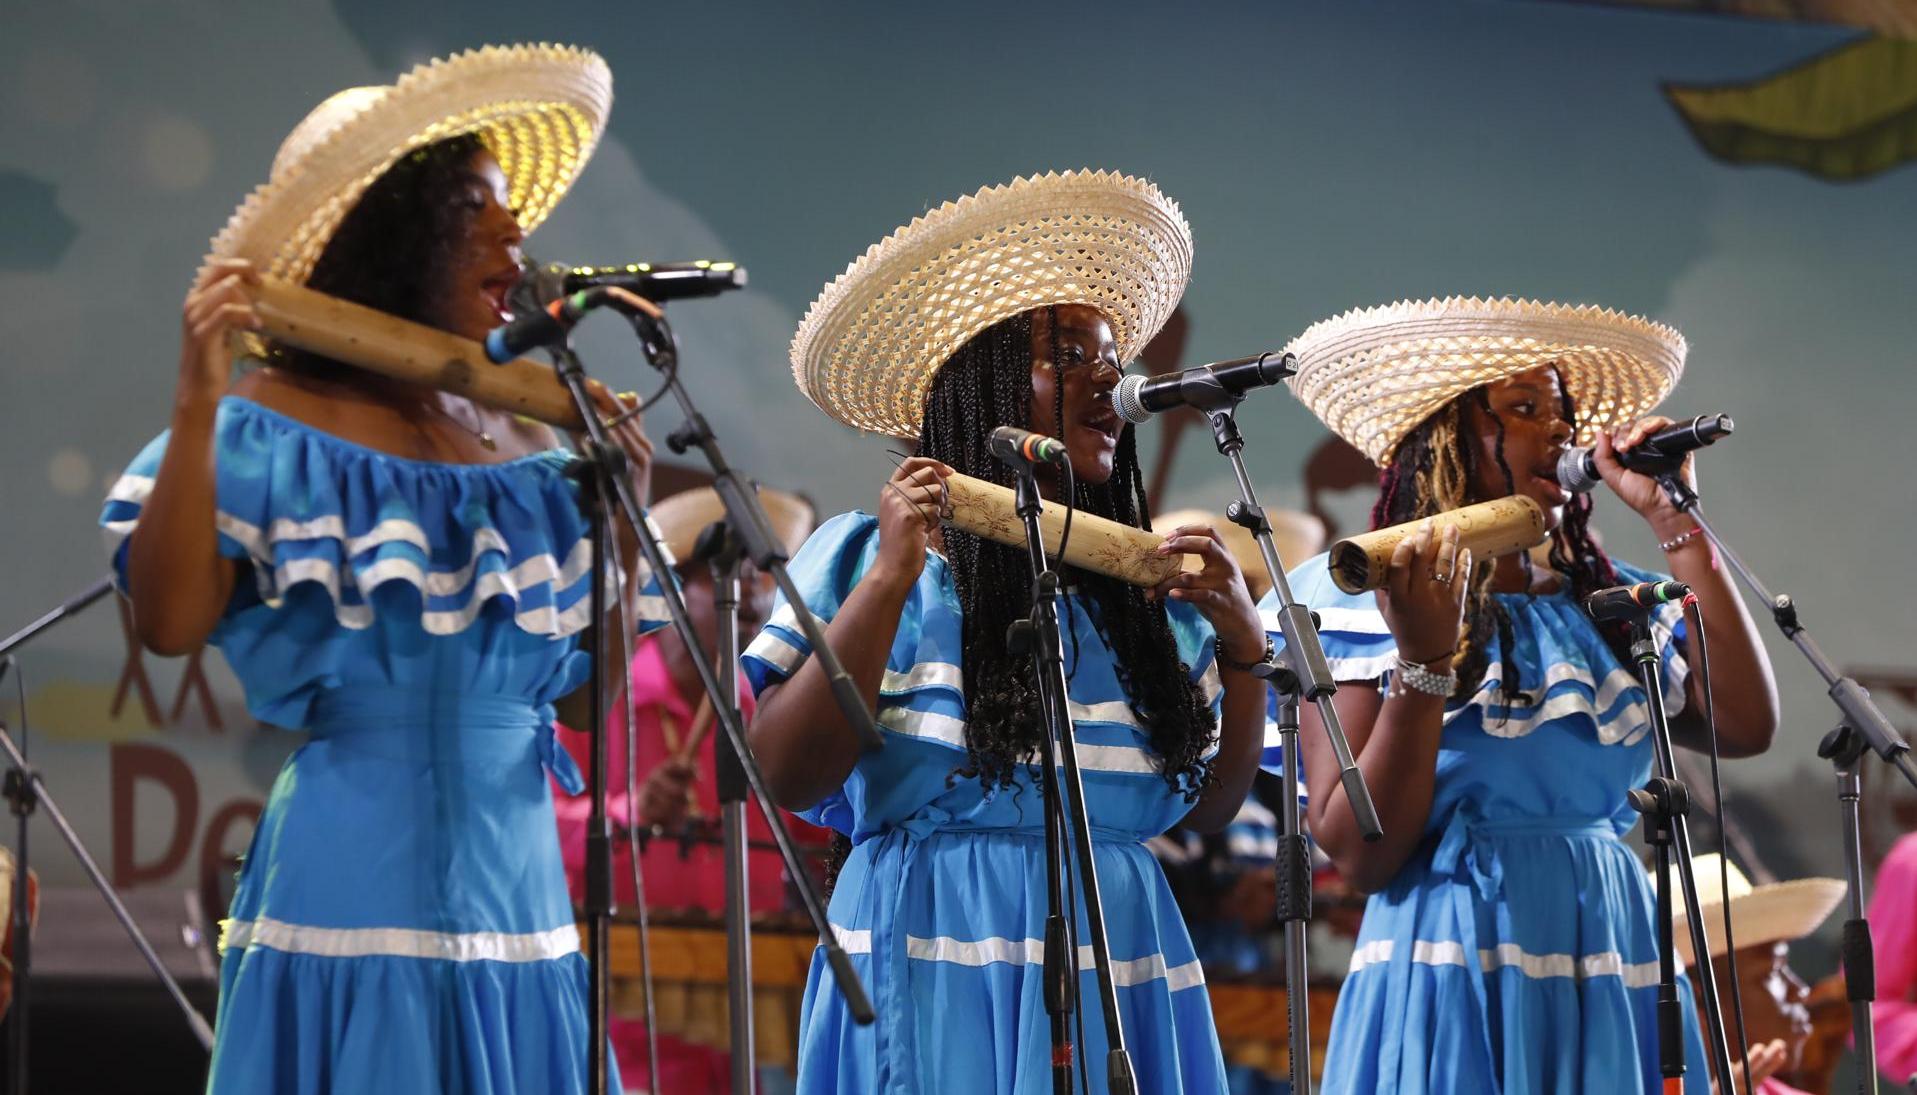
left=1113, top=373, right=1153, bottom=425
left=1557, top=448, right=1603, bottom=495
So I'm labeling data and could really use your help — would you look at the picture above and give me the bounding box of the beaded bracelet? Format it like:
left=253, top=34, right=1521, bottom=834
left=1659, top=526, right=1704, bottom=553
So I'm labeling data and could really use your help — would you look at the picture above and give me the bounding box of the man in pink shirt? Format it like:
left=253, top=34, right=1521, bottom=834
left=1868, top=831, right=1917, bottom=1090
left=555, top=484, right=817, bottom=1092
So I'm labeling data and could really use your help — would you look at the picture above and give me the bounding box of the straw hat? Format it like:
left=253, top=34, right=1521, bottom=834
left=649, top=486, right=816, bottom=570
left=790, top=170, right=1193, bottom=437
left=1154, top=507, right=1327, bottom=601
left=206, top=43, right=612, bottom=284
left=1668, top=854, right=1846, bottom=965
left=1285, top=297, right=1687, bottom=466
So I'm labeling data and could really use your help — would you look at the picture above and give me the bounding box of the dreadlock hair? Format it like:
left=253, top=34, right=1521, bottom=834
left=915, top=307, right=1218, bottom=802
left=265, top=133, right=491, bottom=374
left=1369, top=373, right=1625, bottom=701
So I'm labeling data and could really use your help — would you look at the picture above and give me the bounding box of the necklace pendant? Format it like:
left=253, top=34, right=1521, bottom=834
left=479, top=433, right=496, bottom=452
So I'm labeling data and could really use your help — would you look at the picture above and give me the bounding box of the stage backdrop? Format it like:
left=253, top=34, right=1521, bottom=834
left=1, top=0, right=1911, bottom=967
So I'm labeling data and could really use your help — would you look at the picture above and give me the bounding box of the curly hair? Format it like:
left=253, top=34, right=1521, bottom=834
left=267, top=133, right=490, bottom=372
left=1370, top=374, right=1624, bottom=700
left=915, top=307, right=1218, bottom=800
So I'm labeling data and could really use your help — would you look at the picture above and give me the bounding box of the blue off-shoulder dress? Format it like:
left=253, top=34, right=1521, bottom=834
left=1265, top=553, right=1710, bottom=1095
left=100, top=397, right=666, bottom=1095
left=741, top=512, right=1232, bottom=1094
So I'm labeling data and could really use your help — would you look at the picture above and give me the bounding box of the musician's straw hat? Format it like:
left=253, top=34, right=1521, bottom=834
left=1669, top=854, right=1846, bottom=964
left=206, top=43, right=612, bottom=284
left=1285, top=297, right=1686, bottom=466
left=649, top=486, right=816, bottom=570
left=790, top=170, right=1192, bottom=437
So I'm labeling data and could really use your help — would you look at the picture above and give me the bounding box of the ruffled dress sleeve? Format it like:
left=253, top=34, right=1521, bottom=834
left=98, top=397, right=670, bottom=739
left=740, top=512, right=883, bottom=835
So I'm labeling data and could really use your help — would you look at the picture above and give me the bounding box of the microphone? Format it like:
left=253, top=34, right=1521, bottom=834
left=483, top=289, right=619, bottom=363
left=1557, top=414, right=1735, bottom=494
left=1585, top=580, right=1691, bottom=622
left=555, top=260, right=746, bottom=301
left=1112, top=351, right=1294, bottom=424
left=989, top=426, right=1068, bottom=468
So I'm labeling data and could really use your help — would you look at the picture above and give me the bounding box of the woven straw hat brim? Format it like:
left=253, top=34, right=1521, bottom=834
left=1285, top=297, right=1687, bottom=466
left=649, top=486, right=814, bottom=567
left=206, top=43, right=612, bottom=284
left=790, top=170, right=1193, bottom=437
left=1674, top=877, right=1848, bottom=964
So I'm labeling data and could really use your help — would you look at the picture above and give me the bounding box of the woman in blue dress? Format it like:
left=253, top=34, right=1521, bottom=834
left=743, top=171, right=1272, bottom=1092
left=100, top=46, right=663, bottom=1093
left=1274, top=298, right=1779, bottom=1093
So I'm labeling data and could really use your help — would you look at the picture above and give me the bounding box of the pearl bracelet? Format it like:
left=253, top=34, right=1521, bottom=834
left=1392, top=655, right=1457, bottom=698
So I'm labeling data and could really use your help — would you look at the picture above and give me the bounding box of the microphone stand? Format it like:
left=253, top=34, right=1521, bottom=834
left=0, top=581, right=217, bottom=1095
left=1617, top=606, right=1741, bottom=1093
left=1654, top=472, right=1911, bottom=1091
left=1265, top=658, right=1314, bottom=1095
left=695, top=520, right=758, bottom=1095
left=1008, top=461, right=1135, bottom=1094
left=1179, top=357, right=1383, bottom=1094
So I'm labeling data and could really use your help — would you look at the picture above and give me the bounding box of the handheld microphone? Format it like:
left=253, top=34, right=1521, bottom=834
left=1585, top=580, right=1691, bottom=622
left=1557, top=414, right=1734, bottom=494
left=1112, top=351, right=1295, bottom=424
left=989, top=426, right=1068, bottom=468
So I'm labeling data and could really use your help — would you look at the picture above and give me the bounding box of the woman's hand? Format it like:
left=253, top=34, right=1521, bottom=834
left=583, top=383, right=654, bottom=508
left=1374, top=519, right=1470, bottom=665
left=180, top=258, right=261, bottom=398
left=871, top=456, right=950, bottom=592
left=1149, top=524, right=1264, bottom=668
left=1593, top=414, right=1693, bottom=539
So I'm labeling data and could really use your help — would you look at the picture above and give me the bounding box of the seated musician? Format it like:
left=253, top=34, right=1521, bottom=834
left=1672, top=854, right=1846, bottom=1094
left=552, top=484, right=816, bottom=1092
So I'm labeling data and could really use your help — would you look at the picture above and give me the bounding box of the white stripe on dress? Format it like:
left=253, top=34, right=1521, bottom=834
left=831, top=930, right=1204, bottom=991
left=1347, top=938, right=1664, bottom=988
left=219, top=917, right=580, bottom=963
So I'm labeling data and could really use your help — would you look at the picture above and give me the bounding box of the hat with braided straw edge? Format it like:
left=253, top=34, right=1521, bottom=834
left=790, top=170, right=1193, bottom=437
left=1666, top=854, right=1846, bottom=965
left=204, top=43, right=611, bottom=284
left=1284, top=297, right=1687, bottom=466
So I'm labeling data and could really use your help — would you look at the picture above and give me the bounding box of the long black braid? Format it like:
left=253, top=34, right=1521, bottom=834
left=916, top=308, right=1218, bottom=801
left=1370, top=373, right=1625, bottom=700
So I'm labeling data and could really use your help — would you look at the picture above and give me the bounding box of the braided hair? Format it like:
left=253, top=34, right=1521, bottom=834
left=915, top=308, right=1218, bottom=801
left=1370, top=374, right=1624, bottom=701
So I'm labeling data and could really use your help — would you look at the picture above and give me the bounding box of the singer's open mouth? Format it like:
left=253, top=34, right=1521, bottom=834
left=1530, top=470, right=1568, bottom=504
left=1081, top=408, right=1121, bottom=441
left=480, top=268, right=518, bottom=322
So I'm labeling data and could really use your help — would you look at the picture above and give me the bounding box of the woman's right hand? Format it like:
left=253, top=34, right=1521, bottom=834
left=872, top=456, right=951, bottom=590
left=1374, top=519, right=1471, bottom=666
left=179, top=259, right=262, bottom=397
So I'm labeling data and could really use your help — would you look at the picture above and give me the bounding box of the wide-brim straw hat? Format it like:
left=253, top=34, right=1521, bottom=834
left=1668, top=854, right=1846, bottom=965
left=649, top=485, right=816, bottom=569
left=790, top=170, right=1193, bottom=437
left=206, top=43, right=612, bottom=284
left=1154, top=507, right=1326, bottom=601
left=1285, top=297, right=1687, bottom=466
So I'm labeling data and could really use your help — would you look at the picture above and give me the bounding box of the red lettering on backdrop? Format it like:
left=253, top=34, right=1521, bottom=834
left=110, top=742, right=199, bottom=887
